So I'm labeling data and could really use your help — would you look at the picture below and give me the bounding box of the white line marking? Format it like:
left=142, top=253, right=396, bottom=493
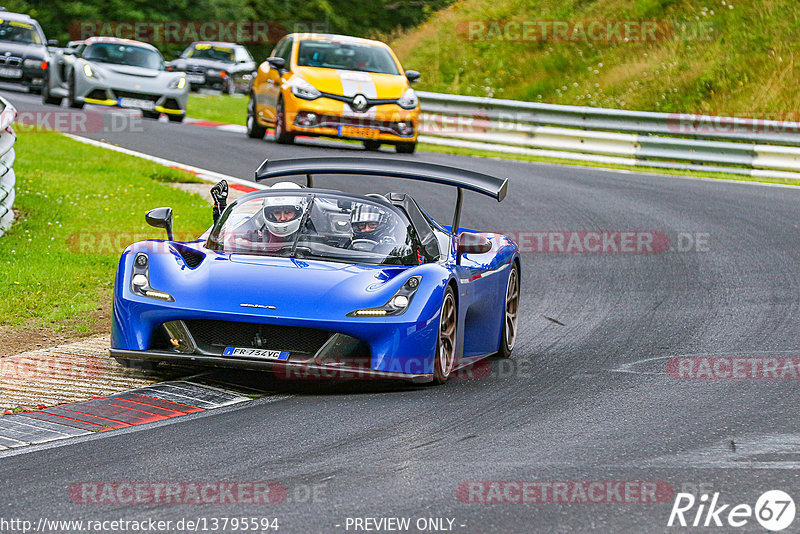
left=63, top=133, right=267, bottom=190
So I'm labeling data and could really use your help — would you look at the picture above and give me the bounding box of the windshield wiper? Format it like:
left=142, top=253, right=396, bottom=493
left=289, top=194, right=316, bottom=258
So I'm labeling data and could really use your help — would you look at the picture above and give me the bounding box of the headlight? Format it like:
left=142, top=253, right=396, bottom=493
left=397, top=88, right=418, bottom=110
left=23, top=58, right=44, bottom=69
left=348, top=276, right=422, bottom=317
left=130, top=253, right=175, bottom=302
left=83, top=63, right=94, bottom=78
left=169, top=76, right=186, bottom=89
left=290, top=76, right=321, bottom=100
left=207, top=69, right=228, bottom=78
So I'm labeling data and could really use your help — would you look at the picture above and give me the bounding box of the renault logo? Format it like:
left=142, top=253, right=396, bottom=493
left=351, top=94, right=368, bottom=112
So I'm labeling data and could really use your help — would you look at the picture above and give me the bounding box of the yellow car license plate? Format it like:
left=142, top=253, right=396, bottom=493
left=341, top=126, right=380, bottom=139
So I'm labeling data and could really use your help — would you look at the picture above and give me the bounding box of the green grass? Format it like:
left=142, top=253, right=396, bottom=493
left=392, top=0, right=800, bottom=116
left=188, top=93, right=247, bottom=125
left=0, top=131, right=211, bottom=329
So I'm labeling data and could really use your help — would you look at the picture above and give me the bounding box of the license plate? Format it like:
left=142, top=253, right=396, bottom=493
left=341, top=125, right=380, bottom=139
left=0, top=68, right=22, bottom=78
left=118, top=97, right=155, bottom=110
left=187, top=74, right=205, bottom=83
left=223, top=346, right=289, bottom=360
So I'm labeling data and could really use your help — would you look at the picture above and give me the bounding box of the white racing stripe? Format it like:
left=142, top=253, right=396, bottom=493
left=338, top=70, right=378, bottom=119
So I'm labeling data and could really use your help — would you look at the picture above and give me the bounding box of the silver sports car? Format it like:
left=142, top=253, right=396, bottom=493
left=43, top=36, right=189, bottom=122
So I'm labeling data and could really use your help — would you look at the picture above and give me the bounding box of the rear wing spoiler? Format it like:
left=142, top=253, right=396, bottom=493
left=254, top=157, right=508, bottom=232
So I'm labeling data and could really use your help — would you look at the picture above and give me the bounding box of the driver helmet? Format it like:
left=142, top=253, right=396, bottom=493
left=260, top=182, right=306, bottom=238
left=350, top=203, right=393, bottom=241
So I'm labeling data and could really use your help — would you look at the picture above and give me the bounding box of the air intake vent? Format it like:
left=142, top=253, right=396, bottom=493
left=173, top=244, right=204, bottom=268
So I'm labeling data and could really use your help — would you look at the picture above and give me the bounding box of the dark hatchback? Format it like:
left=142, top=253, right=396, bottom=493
left=167, top=41, right=256, bottom=94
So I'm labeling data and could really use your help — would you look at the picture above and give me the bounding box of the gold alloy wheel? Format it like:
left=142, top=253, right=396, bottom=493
left=505, top=266, right=519, bottom=351
left=436, top=289, right=457, bottom=382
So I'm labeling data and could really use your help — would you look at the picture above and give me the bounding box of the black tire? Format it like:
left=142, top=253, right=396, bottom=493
left=114, top=358, right=158, bottom=371
left=142, top=110, right=161, bottom=120
left=497, top=262, right=520, bottom=358
left=433, top=286, right=457, bottom=384
left=274, top=97, right=294, bottom=144
left=168, top=113, right=185, bottom=123
left=246, top=93, right=267, bottom=139
left=42, top=78, right=61, bottom=105
left=29, top=86, right=42, bottom=95
left=67, top=78, right=83, bottom=109
left=363, top=140, right=381, bottom=151
left=396, top=142, right=416, bottom=154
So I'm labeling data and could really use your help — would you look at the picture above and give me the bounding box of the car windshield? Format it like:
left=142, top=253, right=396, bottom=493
left=0, top=20, right=42, bottom=45
left=185, top=44, right=234, bottom=62
left=297, top=41, right=400, bottom=75
left=83, top=43, right=164, bottom=70
left=207, top=192, right=419, bottom=265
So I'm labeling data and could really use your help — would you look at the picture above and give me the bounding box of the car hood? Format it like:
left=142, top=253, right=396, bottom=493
left=151, top=251, right=419, bottom=320
left=90, top=62, right=163, bottom=78
left=173, top=58, right=234, bottom=70
left=0, top=41, right=46, bottom=59
left=293, top=67, right=408, bottom=99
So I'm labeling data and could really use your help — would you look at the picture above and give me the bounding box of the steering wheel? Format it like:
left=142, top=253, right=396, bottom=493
left=350, top=239, right=378, bottom=252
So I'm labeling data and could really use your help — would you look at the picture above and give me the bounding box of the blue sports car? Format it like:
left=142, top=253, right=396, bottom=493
left=111, top=158, right=520, bottom=384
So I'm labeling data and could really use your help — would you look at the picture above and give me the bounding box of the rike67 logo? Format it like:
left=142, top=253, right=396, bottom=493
left=668, top=490, right=795, bottom=531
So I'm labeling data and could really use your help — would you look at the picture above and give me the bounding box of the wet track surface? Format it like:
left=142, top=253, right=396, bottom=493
left=2, top=88, right=800, bottom=532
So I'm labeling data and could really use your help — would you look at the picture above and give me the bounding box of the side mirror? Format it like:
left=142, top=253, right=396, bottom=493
left=267, top=56, right=286, bottom=72
left=63, top=49, right=76, bottom=56
left=405, top=70, right=420, bottom=84
left=457, top=232, right=491, bottom=263
left=47, top=39, right=58, bottom=47
left=146, top=207, right=174, bottom=241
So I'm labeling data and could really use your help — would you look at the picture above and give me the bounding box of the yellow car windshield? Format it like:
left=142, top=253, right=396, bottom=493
left=297, top=41, right=399, bottom=75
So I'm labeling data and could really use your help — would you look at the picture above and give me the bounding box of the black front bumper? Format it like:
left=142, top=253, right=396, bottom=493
left=109, top=348, right=432, bottom=382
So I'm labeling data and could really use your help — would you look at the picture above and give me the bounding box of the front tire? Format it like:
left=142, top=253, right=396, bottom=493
left=433, top=286, right=457, bottom=384
left=497, top=262, right=520, bottom=358
left=67, top=78, right=83, bottom=109
left=168, top=113, right=185, bottom=123
left=396, top=142, right=416, bottom=154
left=42, top=78, right=61, bottom=105
left=142, top=110, right=161, bottom=120
left=246, top=93, right=267, bottom=139
left=364, top=140, right=381, bottom=151
left=273, top=97, right=294, bottom=144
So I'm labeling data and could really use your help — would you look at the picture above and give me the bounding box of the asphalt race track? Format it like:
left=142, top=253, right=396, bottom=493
left=3, top=88, right=800, bottom=532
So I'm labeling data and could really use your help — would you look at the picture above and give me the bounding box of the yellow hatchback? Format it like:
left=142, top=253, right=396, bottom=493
left=247, top=33, right=420, bottom=153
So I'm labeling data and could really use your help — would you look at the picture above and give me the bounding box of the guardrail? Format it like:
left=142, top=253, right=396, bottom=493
left=0, top=96, right=16, bottom=237
left=417, top=91, right=800, bottom=180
